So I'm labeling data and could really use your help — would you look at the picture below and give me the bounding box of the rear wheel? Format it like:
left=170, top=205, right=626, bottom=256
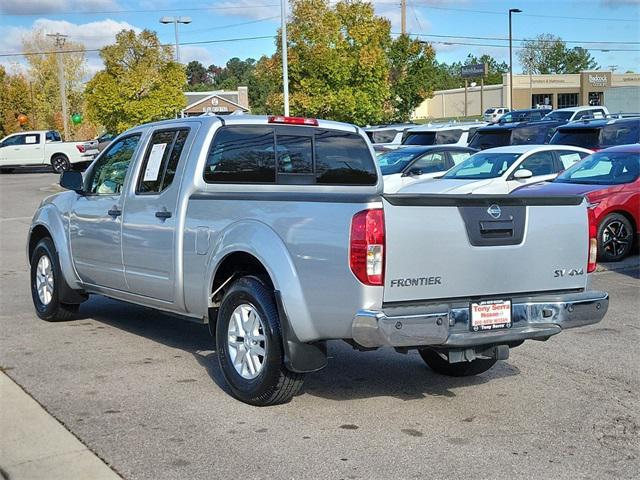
left=598, top=213, right=634, bottom=262
left=419, top=349, right=497, bottom=377
left=30, top=237, right=80, bottom=321
left=215, top=276, right=304, bottom=406
left=51, top=155, right=70, bottom=173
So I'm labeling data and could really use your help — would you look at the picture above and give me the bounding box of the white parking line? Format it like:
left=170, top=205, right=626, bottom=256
left=0, top=216, right=33, bottom=222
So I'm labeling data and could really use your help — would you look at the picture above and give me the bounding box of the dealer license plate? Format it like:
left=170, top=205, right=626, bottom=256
left=470, top=299, right=512, bottom=332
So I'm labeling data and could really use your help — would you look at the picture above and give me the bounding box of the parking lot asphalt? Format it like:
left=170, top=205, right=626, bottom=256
left=1, top=171, right=638, bottom=480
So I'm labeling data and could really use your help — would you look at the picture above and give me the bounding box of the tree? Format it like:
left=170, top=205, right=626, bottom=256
left=256, top=0, right=391, bottom=124
left=21, top=30, right=89, bottom=138
left=0, top=66, right=32, bottom=136
left=518, top=34, right=598, bottom=74
left=388, top=36, right=437, bottom=122
left=85, top=30, right=186, bottom=134
left=185, top=60, right=209, bottom=86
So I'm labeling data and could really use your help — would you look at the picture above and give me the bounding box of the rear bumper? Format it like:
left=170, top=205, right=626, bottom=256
left=351, top=290, right=608, bottom=349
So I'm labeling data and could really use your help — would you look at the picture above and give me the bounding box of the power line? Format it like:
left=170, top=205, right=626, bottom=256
left=402, top=32, right=640, bottom=46
left=176, top=16, right=280, bottom=37
left=0, top=35, right=274, bottom=58
left=375, top=0, right=639, bottom=23
left=0, top=4, right=280, bottom=16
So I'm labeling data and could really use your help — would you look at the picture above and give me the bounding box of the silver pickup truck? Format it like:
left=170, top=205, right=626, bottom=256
left=28, top=115, right=609, bottom=405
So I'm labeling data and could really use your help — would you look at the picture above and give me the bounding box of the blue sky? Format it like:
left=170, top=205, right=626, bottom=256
left=1, top=0, right=638, bottom=76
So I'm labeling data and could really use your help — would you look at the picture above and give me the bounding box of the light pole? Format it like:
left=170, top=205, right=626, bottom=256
left=281, top=0, right=290, bottom=116
left=508, top=8, right=521, bottom=110
left=159, top=16, right=192, bottom=63
left=46, top=33, right=69, bottom=140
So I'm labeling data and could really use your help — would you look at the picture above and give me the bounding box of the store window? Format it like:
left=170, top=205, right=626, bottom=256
left=588, top=92, right=603, bottom=106
left=557, top=93, right=579, bottom=109
left=531, top=94, right=551, bottom=109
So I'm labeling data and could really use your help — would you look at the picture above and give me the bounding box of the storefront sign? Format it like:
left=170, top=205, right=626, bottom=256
left=461, top=63, right=487, bottom=78
left=588, top=73, right=608, bottom=87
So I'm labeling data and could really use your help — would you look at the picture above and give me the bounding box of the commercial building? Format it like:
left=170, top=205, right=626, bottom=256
left=412, top=71, right=640, bottom=119
left=181, top=87, right=250, bottom=117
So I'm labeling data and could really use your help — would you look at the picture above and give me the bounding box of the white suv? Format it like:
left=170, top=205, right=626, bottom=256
left=542, top=106, right=609, bottom=123
left=483, top=107, right=510, bottom=123
left=401, top=121, right=487, bottom=147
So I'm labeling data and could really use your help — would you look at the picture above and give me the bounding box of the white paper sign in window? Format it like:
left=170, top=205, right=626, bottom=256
left=26, top=136, right=37, bottom=144
left=559, top=153, right=582, bottom=169
left=143, top=143, right=167, bottom=181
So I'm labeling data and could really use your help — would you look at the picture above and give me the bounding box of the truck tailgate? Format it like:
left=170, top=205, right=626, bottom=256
left=382, top=194, right=589, bottom=303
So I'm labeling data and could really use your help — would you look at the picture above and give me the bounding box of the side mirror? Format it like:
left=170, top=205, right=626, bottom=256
left=513, top=169, right=533, bottom=180
left=60, top=171, right=84, bottom=194
left=404, top=168, right=423, bottom=177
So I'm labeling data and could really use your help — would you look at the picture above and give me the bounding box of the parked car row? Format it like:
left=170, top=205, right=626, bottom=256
left=376, top=143, right=639, bottom=261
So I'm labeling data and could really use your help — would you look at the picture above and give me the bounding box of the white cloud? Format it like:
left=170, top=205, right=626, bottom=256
left=0, top=0, right=119, bottom=14
left=180, top=45, right=213, bottom=66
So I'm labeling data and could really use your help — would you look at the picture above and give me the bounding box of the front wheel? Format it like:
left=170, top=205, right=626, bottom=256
left=419, top=349, right=497, bottom=377
left=51, top=155, right=70, bottom=173
left=598, top=213, right=634, bottom=262
left=215, top=276, right=304, bottom=406
left=30, top=237, right=80, bottom=321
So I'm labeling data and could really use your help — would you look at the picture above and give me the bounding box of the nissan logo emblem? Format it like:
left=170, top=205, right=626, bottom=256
left=487, top=204, right=501, bottom=219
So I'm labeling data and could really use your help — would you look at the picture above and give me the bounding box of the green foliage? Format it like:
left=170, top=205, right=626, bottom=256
left=388, top=35, right=437, bottom=122
left=433, top=54, right=508, bottom=91
left=185, top=60, right=209, bottom=86
left=0, top=66, right=32, bottom=136
left=518, top=34, right=598, bottom=74
left=85, top=30, right=186, bottom=134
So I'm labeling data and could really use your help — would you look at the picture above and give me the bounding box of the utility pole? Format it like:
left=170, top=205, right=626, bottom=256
left=281, top=0, right=290, bottom=116
left=508, top=8, right=522, bottom=110
left=401, top=0, right=407, bottom=35
left=47, top=33, right=69, bottom=140
left=608, top=64, right=618, bottom=73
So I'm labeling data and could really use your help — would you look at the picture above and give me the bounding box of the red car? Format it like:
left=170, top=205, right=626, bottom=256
left=514, top=144, right=639, bottom=261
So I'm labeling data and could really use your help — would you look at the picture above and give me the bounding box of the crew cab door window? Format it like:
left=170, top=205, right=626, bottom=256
left=205, top=126, right=276, bottom=183
left=435, top=129, right=463, bottom=144
left=87, top=134, right=141, bottom=194
left=137, top=128, right=189, bottom=194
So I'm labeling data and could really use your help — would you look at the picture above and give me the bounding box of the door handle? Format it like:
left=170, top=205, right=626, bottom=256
left=107, top=207, right=122, bottom=217
left=155, top=210, right=172, bottom=220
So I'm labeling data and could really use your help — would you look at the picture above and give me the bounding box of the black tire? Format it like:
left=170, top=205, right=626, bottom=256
left=419, top=349, right=497, bottom=377
left=0, top=168, right=14, bottom=174
left=598, top=213, right=634, bottom=262
left=215, top=276, right=304, bottom=406
left=51, top=154, right=70, bottom=173
left=30, top=237, right=79, bottom=322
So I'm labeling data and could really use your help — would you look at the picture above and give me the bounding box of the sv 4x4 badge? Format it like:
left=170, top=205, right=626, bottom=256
left=554, top=268, right=584, bottom=277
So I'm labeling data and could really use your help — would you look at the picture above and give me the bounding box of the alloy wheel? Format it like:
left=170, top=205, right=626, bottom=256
left=602, top=220, right=631, bottom=258
left=227, top=304, right=267, bottom=380
left=36, top=254, right=54, bottom=305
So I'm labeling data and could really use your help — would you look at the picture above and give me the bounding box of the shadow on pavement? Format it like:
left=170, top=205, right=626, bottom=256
left=73, top=295, right=520, bottom=402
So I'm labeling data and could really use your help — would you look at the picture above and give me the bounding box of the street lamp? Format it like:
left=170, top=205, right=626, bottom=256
left=159, top=16, right=192, bottom=63
left=508, top=8, right=522, bottom=110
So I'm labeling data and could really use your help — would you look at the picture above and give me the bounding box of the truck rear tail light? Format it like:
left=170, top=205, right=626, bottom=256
left=350, top=209, right=385, bottom=286
left=587, top=208, right=598, bottom=273
left=76, top=144, right=86, bottom=153
left=267, top=115, right=319, bottom=126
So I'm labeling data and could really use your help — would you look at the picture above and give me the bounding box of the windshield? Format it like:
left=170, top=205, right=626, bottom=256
left=543, top=111, right=574, bottom=121
left=550, top=128, right=600, bottom=149
left=468, top=131, right=511, bottom=150
left=555, top=152, right=639, bottom=185
left=443, top=152, right=521, bottom=180
left=484, top=109, right=495, bottom=114
left=377, top=149, right=422, bottom=175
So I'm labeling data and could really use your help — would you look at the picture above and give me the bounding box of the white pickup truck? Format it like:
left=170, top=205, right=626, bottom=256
left=28, top=115, right=609, bottom=406
left=0, top=130, right=99, bottom=173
